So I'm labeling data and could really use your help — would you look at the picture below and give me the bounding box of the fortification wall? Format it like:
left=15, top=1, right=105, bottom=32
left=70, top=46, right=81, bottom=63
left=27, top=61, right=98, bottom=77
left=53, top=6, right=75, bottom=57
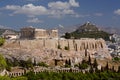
left=2, top=38, right=112, bottom=64
left=3, top=38, right=107, bottom=52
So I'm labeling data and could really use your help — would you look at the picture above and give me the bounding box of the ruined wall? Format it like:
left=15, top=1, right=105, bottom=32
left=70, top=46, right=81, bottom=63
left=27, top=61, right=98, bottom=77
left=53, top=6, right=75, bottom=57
left=34, top=29, right=48, bottom=39
left=2, top=38, right=111, bottom=65
left=3, top=38, right=107, bottom=52
left=20, top=27, right=58, bottom=39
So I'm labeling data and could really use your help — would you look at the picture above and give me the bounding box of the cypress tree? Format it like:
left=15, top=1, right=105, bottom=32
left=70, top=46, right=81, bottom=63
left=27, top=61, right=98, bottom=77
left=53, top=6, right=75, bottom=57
left=89, top=66, right=94, bottom=73
left=65, top=60, right=68, bottom=65
left=33, top=58, right=36, bottom=66
left=117, top=66, right=120, bottom=73
left=68, top=59, right=71, bottom=66
left=111, top=66, right=115, bottom=72
left=82, top=59, right=86, bottom=64
left=105, top=62, right=109, bottom=72
left=88, top=55, right=91, bottom=65
left=101, top=66, right=104, bottom=72
left=93, top=58, right=98, bottom=68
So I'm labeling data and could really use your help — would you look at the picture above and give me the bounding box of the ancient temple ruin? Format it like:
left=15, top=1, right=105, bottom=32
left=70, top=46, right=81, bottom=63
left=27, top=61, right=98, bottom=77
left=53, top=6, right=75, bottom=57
left=20, top=27, right=58, bottom=39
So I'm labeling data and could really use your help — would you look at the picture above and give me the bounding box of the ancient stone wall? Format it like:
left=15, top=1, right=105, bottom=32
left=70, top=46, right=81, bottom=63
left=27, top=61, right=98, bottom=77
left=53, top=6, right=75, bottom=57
left=4, top=38, right=107, bottom=52
left=1, top=38, right=112, bottom=66
left=34, top=29, right=48, bottom=39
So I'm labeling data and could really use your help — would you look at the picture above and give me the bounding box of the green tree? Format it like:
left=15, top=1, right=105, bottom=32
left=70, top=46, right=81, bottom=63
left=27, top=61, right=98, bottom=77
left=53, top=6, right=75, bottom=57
left=33, top=58, right=37, bottom=66
left=13, top=58, right=19, bottom=67
left=26, top=58, right=33, bottom=69
left=0, top=54, right=7, bottom=71
left=114, top=57, right=120, bottom=61
left=117, top=66, right=120, bottom=73
left=68, top=59, right=71, bottom=66
left=19, top=60, right=26, bottom=68
left=37, top=62, right=48, bottom=67
left=25, top=71, right=36, bottom=80
left=64, top=32, right=71, bottom=39
left=64, top=46, right=69, bottom=50
left=111, top=66, right=115, bottom=72
left=57, top=44, right=61, bottom=49
left=101, top=66, right=104, bottom=72
left=6, top=58, right=13, bottom=71
left=88, top=55, right=91, bottom=65
left=105, top=62, right=109, bottom=71
left=19, top=58, right=33, bottom=69
left=11, top=76, right=27, bottom=80
left=22, top=71, right=120, bottom=80
left=0, top=38, right=5, bottom=46
left=0, top=76, right=10, bottom=80
left=65, top=60, right=71, bottom=68
left=93, top=58, right=98, bottom=69
left=79, top=63, right=88, bottom=69
left=6, top=58, right=13, bottom=67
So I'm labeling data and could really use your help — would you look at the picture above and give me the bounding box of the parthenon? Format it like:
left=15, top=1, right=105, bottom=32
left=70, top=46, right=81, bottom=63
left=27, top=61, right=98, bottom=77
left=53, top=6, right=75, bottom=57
left=20, top=27, right=58, bottom=39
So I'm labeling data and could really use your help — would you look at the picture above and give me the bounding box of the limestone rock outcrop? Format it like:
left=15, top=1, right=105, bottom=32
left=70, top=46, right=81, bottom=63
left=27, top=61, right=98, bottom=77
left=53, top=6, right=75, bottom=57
left=4, top=38, right=107, bottom=51
left=0, top=38, right=111, bottom=66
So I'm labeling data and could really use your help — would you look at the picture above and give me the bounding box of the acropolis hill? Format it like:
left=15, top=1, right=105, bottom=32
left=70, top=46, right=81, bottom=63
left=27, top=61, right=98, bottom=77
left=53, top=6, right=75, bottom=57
left=0, top=24, right=112, bottom=66
left=1, top=38, right=111, bottom=66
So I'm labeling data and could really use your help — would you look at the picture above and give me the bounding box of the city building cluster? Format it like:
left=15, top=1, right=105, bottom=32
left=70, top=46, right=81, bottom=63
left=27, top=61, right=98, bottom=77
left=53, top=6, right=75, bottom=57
left=108, top=34, right=120, bottom=57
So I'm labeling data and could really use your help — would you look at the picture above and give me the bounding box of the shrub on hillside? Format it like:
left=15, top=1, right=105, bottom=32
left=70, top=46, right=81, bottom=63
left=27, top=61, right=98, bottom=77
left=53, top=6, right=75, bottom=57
left=0, top=38, right=5, bottom=46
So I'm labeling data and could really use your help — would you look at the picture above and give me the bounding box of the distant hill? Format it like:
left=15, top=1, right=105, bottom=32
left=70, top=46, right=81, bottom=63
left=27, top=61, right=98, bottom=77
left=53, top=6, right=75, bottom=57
left=63, top=22, right=111, bottom=41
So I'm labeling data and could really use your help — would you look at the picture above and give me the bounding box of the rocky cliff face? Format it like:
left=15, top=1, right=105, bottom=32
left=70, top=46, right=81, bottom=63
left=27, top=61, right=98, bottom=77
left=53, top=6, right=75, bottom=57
left=0, top=38, right=111, bottom=65
left=3, top=38, right=107, bottom=51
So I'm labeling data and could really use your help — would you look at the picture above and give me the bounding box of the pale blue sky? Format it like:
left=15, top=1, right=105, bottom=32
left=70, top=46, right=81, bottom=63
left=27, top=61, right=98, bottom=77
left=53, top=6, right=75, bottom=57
left=0, top=0, right=120, bottom=30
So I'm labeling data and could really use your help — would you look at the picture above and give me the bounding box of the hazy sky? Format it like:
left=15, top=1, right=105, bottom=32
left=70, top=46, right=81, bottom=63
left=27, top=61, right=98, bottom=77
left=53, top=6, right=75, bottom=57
left=0, top=0, right=120, bottom=30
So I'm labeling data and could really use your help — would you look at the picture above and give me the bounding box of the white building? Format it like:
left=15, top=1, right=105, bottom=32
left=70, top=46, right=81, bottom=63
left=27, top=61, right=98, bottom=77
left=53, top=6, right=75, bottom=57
left=2, top=30, right=18, bottom=39
left=110, top=34, right=120, bottom=42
